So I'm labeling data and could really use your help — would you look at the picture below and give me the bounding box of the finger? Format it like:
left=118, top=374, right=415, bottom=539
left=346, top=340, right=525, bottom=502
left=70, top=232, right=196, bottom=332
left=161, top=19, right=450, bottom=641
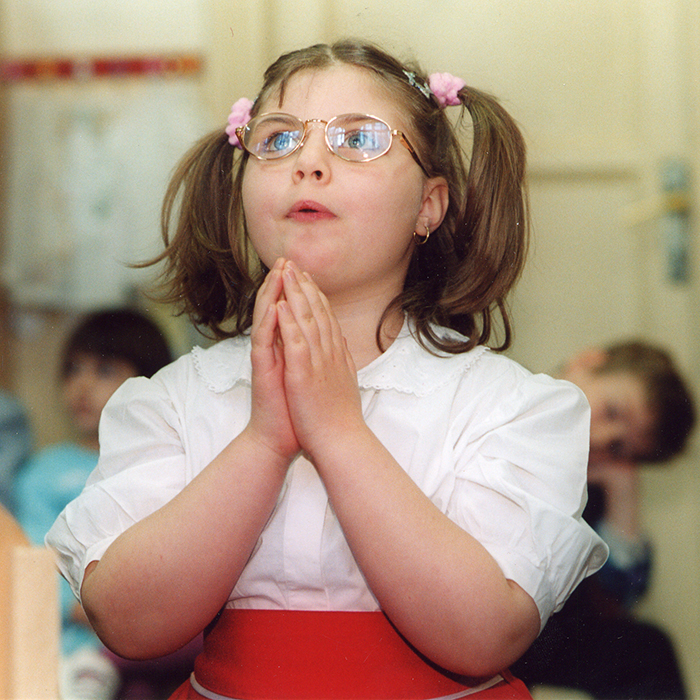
left=303, top=272, right=346, bottom=356
left=276, top=298, right=313, bottom=373
left=342, top=336, right=357, bottom=376
left=282, top=262, right=336, bottom=354
left=281, top=262, right=326, bottom=351
left=252, top=258, right=285, bottom=332
left=253, top=303, right=279, bottom=350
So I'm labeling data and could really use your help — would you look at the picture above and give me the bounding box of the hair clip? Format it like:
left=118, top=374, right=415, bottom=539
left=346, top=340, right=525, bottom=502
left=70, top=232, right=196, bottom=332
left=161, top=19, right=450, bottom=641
left=403, top=70, right=433, bottom=101
left=428, top=73, right=466, bottom=107
left=225, top=97, right=254, bottom=148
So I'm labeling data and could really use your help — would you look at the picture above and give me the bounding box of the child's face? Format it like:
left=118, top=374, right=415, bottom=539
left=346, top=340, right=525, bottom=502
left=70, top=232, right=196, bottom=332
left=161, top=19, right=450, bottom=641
left=62, top=353, right=138, bottom=441
left=241, top=65, right=435, bottom=303
left=568, top=368, right=655, bottom=462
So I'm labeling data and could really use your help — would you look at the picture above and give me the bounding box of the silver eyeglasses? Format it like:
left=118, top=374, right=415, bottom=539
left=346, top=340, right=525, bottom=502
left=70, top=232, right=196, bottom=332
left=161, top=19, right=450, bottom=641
left=235, top=112, right=428, bottom=175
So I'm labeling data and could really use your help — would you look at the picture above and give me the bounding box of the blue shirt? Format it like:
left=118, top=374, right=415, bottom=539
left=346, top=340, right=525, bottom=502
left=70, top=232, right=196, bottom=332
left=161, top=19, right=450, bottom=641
left=14, top=443, right=100, bottom=655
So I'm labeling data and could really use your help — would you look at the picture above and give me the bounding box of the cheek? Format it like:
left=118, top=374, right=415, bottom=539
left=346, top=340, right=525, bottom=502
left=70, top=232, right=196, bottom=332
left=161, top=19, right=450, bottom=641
left=357, top=169, right=423, bottom=223
left=241, top=170, right=259, bottom=225
left=94, top=381, right=124, bottom=412
left=241, top=170, right=275, bottom=248
left=61, top=384, right=78, bottom=408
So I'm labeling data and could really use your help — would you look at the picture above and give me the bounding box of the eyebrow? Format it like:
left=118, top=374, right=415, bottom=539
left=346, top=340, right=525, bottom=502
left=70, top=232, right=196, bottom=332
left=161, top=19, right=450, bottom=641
left=256, top=114, right=297, bottom=126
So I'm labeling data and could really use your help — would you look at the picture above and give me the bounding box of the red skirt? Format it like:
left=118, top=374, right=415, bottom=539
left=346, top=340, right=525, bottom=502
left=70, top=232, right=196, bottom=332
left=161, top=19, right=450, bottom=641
left=168, top=609, right=532, bottom=700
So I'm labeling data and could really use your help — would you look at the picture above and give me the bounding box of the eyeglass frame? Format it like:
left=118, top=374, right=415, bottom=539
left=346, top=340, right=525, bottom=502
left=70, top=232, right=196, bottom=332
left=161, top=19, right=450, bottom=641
left=235, top=112, right=430, bottom=177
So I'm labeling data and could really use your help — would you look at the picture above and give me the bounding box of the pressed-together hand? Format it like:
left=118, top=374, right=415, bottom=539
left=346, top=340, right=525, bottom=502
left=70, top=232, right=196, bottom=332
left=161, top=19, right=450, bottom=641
left=248, top=258, right=301, bottom=460
left=249, top=258, right=364, bottom=461
left=274, top=259, right=363, bottom=459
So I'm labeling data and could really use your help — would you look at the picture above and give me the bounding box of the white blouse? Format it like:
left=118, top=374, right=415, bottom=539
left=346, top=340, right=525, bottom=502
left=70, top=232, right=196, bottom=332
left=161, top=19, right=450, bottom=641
left=47, top=324, right=607, bottom=630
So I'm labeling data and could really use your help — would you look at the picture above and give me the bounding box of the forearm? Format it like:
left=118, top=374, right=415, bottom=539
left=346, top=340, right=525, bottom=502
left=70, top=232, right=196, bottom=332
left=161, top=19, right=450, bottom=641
left=600, top=490, right=640, bottom=541
left=81, top=427, right=290, bottom=659
left=275, top=262, right=539, bottom=673
left=588, top=461, right=641, bottom=540
left=312, top=427, right=540, bottom=677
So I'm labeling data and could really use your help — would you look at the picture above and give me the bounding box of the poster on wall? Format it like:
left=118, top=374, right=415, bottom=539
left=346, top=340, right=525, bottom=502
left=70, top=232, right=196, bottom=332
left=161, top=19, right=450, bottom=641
left=1, top=59, right=207, bottom=310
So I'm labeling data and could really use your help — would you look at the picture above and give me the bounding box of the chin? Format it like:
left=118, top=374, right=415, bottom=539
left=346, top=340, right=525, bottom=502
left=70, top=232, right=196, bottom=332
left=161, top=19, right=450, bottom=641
left=285, top=249, right=336, bottom=280
left=73, top=417, right=99, bottom=435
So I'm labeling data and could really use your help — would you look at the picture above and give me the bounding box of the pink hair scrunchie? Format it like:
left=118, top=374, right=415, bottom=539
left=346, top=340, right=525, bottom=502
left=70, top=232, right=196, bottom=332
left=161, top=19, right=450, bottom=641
left=428, top=73, right=466, bottom=107
left=225, top=97, right=254, bottom=148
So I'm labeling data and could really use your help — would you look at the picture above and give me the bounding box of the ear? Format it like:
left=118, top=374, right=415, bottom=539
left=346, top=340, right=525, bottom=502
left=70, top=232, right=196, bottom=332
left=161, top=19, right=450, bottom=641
left=418, top=176, right=449, bottom=232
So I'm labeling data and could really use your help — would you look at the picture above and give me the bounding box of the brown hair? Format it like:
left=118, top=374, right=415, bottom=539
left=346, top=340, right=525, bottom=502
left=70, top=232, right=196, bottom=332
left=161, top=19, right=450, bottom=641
left=61, top=308, right=173, bottom=380
left=149, top=39, right=529, bottom=353
left=599, top=340, right=696, bottom=462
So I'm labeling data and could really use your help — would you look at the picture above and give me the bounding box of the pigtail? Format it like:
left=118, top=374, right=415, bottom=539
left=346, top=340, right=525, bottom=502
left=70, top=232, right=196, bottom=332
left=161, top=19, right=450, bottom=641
left=436, top=86, right=529, bottom=351
left=141, top=131, right=258, bottom=339
left=139, top=39, right=531, bottom=352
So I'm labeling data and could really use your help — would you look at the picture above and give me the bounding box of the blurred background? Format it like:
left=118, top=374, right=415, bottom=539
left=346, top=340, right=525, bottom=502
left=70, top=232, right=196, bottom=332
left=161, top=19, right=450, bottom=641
left=1, top=0, right=699, bottom=696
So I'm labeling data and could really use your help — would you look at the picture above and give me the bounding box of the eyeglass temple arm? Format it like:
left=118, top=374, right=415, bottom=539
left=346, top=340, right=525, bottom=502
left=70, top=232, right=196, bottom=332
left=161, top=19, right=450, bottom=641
left=395, top=131, right=430, bottom=177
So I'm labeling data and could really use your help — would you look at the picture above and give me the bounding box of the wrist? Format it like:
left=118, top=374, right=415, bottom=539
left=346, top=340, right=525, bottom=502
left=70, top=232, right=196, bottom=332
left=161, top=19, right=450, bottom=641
left=239, top=424, right=298, bottom=471
left=304, top=420, right=379, bottom=474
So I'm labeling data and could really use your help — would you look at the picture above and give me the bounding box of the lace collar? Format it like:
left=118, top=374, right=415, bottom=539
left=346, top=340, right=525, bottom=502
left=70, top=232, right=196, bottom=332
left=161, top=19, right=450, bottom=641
left=191, top=324, right=488, bottom=397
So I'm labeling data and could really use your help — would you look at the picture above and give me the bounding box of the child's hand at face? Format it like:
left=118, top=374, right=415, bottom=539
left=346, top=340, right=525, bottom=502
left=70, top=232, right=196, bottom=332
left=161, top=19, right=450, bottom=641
left=587, top=460, right=641, bottom=540
left=248, top=258, right=301, bottom=461
left=588, top=459, right=638, bottom=495
left=588, top=459, right=640, bottom=516
left=275, top=260, right=364, bottom=460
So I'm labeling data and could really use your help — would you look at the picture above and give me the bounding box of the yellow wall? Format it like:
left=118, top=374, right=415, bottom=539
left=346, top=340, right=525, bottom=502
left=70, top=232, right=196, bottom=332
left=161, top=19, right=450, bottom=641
left=2, top=0, right=699, bottom=695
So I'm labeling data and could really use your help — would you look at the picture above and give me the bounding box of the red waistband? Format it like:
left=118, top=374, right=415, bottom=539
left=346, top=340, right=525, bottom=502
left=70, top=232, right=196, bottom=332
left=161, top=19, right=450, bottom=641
left=190, top=609, right=530, bottom=700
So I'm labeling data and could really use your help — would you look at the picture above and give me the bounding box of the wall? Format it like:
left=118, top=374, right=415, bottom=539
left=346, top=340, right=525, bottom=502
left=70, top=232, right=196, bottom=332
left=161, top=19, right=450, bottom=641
left=2, top=0, right=699, bottom=695
left=0, top=0, right=210, bottom=441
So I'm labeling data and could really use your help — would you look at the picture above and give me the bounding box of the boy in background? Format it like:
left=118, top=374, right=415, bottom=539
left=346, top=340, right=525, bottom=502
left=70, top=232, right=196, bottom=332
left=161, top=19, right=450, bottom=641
left=513, top=340, right=695, bottom=700
left=13, top=308, right=172, bottom=700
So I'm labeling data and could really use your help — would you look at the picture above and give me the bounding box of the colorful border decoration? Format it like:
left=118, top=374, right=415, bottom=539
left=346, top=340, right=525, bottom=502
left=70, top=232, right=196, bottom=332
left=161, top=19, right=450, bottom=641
left=0, top=55, right=202, bottom=82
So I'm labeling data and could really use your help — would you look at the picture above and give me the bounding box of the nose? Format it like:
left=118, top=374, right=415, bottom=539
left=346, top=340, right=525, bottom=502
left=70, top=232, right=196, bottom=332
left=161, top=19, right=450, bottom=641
left=292, top=121, right=331, bottom=183
left=65, top=369, right=92, bottom=397
left=589, top=419, right=624, bottom=453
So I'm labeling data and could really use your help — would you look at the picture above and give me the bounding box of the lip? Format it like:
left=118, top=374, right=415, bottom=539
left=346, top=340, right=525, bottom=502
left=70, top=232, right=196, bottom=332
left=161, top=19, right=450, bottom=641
left=286, top=200, right=336, bottom=221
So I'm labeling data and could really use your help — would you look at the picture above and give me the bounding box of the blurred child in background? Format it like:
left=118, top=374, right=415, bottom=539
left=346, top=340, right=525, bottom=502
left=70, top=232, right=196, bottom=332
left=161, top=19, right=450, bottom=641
left=513, top=340, right=695, bottom=700
left=14, top=308, right=173, bottom=700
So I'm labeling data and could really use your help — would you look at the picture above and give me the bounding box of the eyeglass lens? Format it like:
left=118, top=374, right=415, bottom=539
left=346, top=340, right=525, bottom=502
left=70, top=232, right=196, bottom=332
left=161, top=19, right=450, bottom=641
left=242, top=114, right=393, bottom=162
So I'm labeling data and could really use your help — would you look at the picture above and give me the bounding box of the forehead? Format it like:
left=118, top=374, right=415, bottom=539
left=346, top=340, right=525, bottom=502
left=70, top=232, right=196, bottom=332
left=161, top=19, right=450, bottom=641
left=599, top=372, right=649, bottom=409
left=260, top=65, right=407, bottom=126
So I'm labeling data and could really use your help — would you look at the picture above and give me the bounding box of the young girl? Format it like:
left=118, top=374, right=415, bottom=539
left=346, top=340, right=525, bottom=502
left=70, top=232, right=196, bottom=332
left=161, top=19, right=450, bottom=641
left=48, top=40, right=607, bottom=700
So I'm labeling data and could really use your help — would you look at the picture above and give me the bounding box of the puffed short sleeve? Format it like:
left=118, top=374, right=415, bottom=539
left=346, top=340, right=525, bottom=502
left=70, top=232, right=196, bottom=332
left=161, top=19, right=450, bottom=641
left=46, top=364, right=190, bottom=602
left=443, top=360, right=608, bottom=629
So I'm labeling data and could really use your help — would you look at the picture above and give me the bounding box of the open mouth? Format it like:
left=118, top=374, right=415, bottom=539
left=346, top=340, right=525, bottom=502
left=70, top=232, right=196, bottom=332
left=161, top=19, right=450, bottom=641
left=287, top=200, right=335, bottom=220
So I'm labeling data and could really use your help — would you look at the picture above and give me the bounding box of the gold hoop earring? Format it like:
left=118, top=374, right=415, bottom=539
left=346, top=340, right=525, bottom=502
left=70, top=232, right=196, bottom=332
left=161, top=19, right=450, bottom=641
left=413, top=223, right=430, bottom=245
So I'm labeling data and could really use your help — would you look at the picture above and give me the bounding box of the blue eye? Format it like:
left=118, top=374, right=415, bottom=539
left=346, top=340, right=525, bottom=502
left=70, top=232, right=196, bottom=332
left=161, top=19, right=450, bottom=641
left=604, top=403, right=621, bottom=420
left=343, top=129, right=382, bottom=151
left=96, top=360, right=122, bottom=379
left=329, top=117, right=391, bottom=160
left=345, top=131, right=368, bottom=149
left=263, top=130, right=297, bottom=153
left=246, top=115, right=304, bottom=159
